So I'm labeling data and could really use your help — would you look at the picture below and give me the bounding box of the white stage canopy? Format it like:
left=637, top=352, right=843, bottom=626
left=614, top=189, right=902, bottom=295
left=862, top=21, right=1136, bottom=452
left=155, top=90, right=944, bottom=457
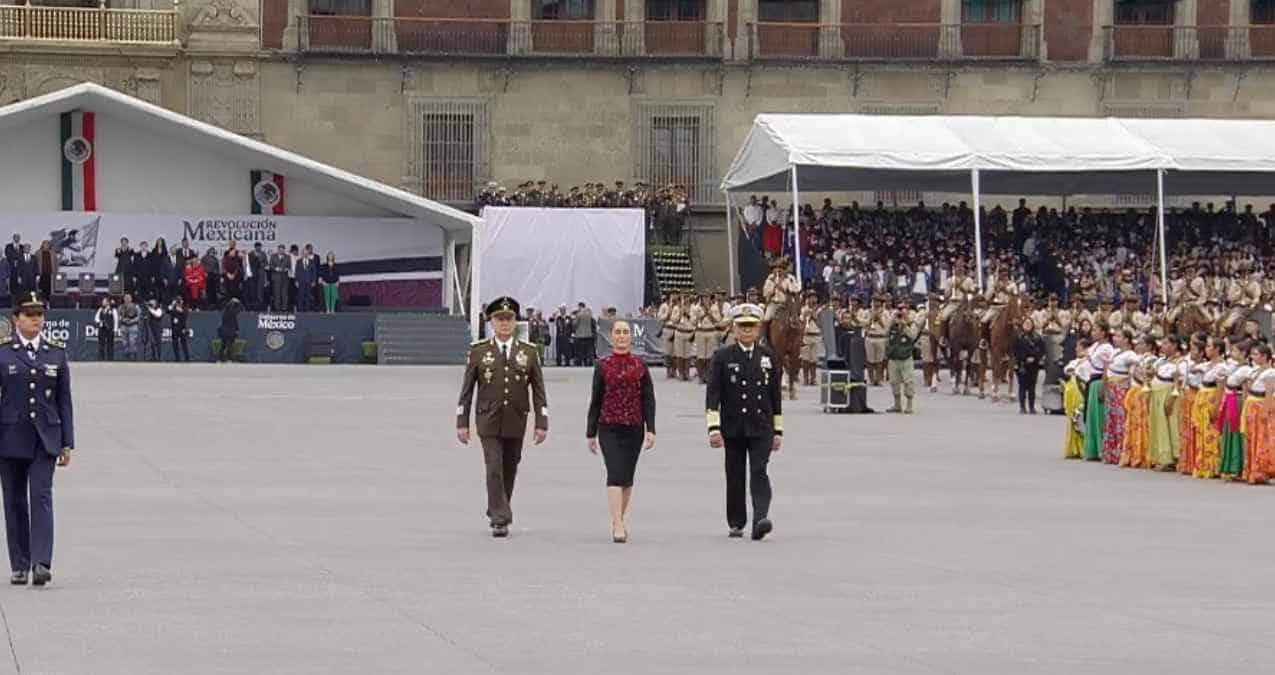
left=720, top=113, right=1275, bottom=297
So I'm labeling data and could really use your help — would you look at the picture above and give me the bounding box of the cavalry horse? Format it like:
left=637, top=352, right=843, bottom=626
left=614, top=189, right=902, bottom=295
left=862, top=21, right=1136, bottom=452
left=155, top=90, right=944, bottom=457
left=987, top=296, right=1022, bottom=403
left=1172, top=303, right=1215, bottom=339
left=944, top=299, right=982, bottom=397
left=767, top=296, right=804, bottom=401
left=923, top=302, right=943, bottom=392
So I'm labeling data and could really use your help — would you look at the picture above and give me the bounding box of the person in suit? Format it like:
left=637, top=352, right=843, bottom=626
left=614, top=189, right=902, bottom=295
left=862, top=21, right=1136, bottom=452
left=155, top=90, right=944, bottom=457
left=456, top=297, right=549, bottom=537
left=14, top=245, right=38, bottom=297
left=5, top=235, right=21, bottom=297
left=295, top=246, right=318, bottom=312
left=93, top=296, right=117, bottom=362
left=114, top=237, right=135, bottom=295
left=248, top=242, right=269, bottom=311
left=706, top=303, right=783, bottom=541
left=169, top=296, right=190, bottom=362
left=217, top=298, right=242, bottom=363
left=0, top=291, right=74, bottom=586
left=269, top=245, right=291, bottom=311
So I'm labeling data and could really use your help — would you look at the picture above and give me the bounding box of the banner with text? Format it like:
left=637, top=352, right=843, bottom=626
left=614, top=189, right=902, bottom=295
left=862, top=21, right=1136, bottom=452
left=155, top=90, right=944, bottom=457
left=0, top=212, right=445, bottom=283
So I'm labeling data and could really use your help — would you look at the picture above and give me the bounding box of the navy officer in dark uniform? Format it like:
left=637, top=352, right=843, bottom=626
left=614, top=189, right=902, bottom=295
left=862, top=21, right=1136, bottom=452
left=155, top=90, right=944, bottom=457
left=0, top=291, right=74, bottom=586
left=705, top=303, right=782, bottom=541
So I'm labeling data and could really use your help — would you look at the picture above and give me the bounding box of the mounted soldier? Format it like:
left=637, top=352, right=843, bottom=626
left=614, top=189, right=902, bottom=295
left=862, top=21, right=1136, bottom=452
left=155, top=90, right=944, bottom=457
left=761, top=258, right=801, bottom=343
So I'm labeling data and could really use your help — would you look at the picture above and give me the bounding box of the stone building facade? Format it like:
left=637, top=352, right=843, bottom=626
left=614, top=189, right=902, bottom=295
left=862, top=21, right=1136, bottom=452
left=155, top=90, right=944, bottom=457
left=3, top=0, right=1275, bottom=285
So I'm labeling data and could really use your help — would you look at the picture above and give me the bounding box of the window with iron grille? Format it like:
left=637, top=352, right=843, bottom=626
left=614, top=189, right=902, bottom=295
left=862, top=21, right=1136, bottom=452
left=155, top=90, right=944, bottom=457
left=308, top=0, right=370, bottom=15
left=406, top=98, right=490, bottom=203
left=1255, top=0, right=1275, bottom=24
left=647, top=0, right=706, bottom=21
left=1114, top=0, right=1174, bottom=25
left=961, top=0, right=1022, bottom=23
left=634, top=101, right=717, bottom=205
left=533, top=0, right=595, bottom=19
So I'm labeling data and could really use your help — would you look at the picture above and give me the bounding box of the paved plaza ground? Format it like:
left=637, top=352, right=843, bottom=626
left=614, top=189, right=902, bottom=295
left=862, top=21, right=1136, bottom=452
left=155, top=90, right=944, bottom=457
left=0, top=363, right=1270, bottom=674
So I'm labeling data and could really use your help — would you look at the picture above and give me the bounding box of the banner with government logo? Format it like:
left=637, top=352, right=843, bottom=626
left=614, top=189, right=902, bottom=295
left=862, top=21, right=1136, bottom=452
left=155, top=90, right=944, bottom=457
left=60, top=110, right=96, bottom=211
left=0, top=212, right=444, bottom=284
left=250, top=170, right=286, bottom=215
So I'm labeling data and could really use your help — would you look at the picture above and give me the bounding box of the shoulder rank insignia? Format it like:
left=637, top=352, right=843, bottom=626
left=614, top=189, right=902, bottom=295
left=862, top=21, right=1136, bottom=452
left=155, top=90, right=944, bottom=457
left=47, top=338, right=66, bottom=349
left=0, top=337, right=10, bottom=346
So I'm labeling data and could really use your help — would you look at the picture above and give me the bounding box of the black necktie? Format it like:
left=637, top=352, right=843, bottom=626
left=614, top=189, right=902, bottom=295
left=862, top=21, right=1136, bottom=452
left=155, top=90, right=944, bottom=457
left=744, top=349, right=752, bottom=360
left=502, top=344, right=509, bottom=361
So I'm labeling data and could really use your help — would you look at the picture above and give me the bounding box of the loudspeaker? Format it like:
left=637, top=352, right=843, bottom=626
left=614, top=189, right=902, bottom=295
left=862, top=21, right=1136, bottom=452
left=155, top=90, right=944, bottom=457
left=52, top=273, right=67, bottom=295
left=836, top=327, right=867, bottom=381
left=108, top=273, right=123, bottom=296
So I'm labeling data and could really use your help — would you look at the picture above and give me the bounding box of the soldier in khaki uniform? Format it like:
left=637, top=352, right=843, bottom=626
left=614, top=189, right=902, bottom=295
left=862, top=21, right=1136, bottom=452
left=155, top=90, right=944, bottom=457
left=1094, top=299, right=1114, bottom=331
left=672, top=294, right=695, bottom=381
left=656, top=292, right=677, bottom=379
left=1129, top=299, right=1153, bottom=337
left=939, top=260, right=978, bottom=344
left=980, top=268, right=1018, bottom=348
left=1222, top=269, right=1261, bottom=333
left=1068, top=297, right=1092, bottom=334
left=1147, top=297, right=1168, bottom=340
left=848, top=297, right=867, bottom=331
left=1036, top=293, right=1067, bottom=368
left=1107, top=296, right=1137, bottom=334
left=456, top=296, right=549, bottom=537
left=694, top=292, right=721, bottom=384
left=919, top=291, right=942, bottom=392
left=798, top=291, right=821, bottom=386
left=1116, top=269, right=1137, bottom=304
left=864, top=292, right=892, bottom=386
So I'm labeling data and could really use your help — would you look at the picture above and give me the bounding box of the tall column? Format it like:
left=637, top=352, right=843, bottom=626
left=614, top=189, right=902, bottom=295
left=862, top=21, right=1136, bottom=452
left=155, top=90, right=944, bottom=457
left=732, top=0, right=755, bottom=61
left=816, top=0, right=842, bottom=58
left=1229, top=0, right=1252, bottom=59
left=508, top=0, right=530, bottom=55
left=282, top=0, right=305, bottom=52
left=706, top=0, right=727, bottom=57
left=623, top=0, right=645, bottom=56
left=939, top=0, right=962, bottom=59
left=1089, top=0, right=1113, bottom=63
left=1022, top=0, right=1044, bottom=60
left=596, top=0, right=619, bottom=55
left=1174, top=0, right=1198, bottom=59
left=372, top=0, right=396, bottom=54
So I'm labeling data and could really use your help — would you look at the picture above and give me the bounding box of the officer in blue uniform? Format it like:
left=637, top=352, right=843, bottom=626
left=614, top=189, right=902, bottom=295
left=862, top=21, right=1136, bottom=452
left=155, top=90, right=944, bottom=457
left=705, top=303, right=783, bottom=541
left=0, top=291, right=74, bottom=586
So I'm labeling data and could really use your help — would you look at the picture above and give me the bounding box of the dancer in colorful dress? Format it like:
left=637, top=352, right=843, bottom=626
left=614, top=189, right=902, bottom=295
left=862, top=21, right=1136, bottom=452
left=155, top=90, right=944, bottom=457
left=1178, top=336, right=1206, bottom=477
left=1148, top=336, right=1182, bottom=472
left=1103, top=330, right=1138, bottom=465
left=1241, top=344, right=1275, bottom=485
left=1194, top=337, right=1227, bottom=480
left=1062, top=340, right=1089, bottom=460
left=1082, top=325, right=1114, bottom=462
left=1218, top=340, right=1253, bottom=482
left=1119, top=338, right=1154, bottom=469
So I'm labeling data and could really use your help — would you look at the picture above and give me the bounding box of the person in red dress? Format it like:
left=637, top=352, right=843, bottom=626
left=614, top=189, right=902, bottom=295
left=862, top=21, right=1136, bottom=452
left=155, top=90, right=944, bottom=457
left=586, top=319, right=656, bottom=543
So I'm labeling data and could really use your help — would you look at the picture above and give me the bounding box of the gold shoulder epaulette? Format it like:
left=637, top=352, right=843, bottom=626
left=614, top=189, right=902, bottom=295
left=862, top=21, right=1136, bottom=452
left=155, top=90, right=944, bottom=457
left=47, top=338, right=66, bottom=349
left=470, top=339, right=489, bottom=347
left=0, top=336, right=10, bottom=345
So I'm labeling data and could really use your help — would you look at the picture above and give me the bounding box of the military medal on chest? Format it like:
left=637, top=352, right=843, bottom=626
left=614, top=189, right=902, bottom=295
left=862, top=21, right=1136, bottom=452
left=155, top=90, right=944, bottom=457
left=515, top=349, right=528, bottom=368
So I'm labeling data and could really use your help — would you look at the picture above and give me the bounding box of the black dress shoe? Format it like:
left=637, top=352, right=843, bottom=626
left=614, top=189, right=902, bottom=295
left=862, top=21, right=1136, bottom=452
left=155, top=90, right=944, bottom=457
left=491, top=524, right=509, bottom=538
left=728, top=527, right=744, bottom=538
left=31, top=564, right=50, bottom=587
left=9, top=571, right=27, bottom=585
left=751, top=518, right=773, bottom=541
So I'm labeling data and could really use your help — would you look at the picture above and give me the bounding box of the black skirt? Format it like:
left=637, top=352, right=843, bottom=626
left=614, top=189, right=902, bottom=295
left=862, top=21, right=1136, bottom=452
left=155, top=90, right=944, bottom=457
left=598, top=424, right=644, bottom=487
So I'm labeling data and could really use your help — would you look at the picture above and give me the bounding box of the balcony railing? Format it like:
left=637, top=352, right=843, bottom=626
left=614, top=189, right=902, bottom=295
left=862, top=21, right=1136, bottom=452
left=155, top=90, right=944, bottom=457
left=1104, top=24, right=1275, bottom=61
left=297, top=16, right=726, bottom=58
left=0, top=3, right=178, bottom=44
left=746, top=22, right=1040, bottom=61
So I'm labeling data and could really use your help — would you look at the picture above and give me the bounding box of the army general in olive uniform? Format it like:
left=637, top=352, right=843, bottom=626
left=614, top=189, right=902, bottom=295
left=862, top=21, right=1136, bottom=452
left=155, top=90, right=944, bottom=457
left=456, top=297, right=549, bottom=537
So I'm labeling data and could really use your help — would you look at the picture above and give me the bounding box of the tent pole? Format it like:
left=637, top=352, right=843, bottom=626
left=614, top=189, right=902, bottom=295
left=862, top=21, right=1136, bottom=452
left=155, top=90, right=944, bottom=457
left=1156, top=169, right=1169, bottom=306
left=971, top=169, right=984, bottom=292
left=470, top=216, right=483, bottom=340
left=790, top=165, right=803, bottom=291
left=725, top=191, right=738, bottom=296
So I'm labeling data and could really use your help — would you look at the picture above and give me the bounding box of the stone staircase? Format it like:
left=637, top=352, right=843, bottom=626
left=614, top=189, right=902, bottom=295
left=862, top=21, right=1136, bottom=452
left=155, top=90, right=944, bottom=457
left=374, top=313, right=471, bottom=365
left=649, top=245, right=695, bottom=295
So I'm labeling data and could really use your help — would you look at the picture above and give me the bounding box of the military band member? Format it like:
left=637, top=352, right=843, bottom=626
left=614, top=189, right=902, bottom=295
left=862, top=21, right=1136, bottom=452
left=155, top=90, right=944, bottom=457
left=798, top=291, right=821, bottom=386
left=848, top=297, right=867, bottom=331
left=656, top=292, right=676, bottom=379
left=886, top=300, right=920, bottom=414
left=1094, top=299, right=1114, bottom=330
left=694, top=293, right=721, bottom=384
left=1106, top=297, right=1132, bottom=334
left=0, top=291, right=74, bottom=586
left=1035, top=293, right=1067, bottom=368
left=456, top=297, right=549, bottom=538
left=1117, top=268, right=1137, bottom=303
left=1130, top=299, right=1154, bottom=337
left=706, top=304, right=782, bottom=541
left=672, top=295, right=695, bottom=381
left=919, top=291, right=942, bottom=392
left=864, top=293, right=892, bottom=386
left=1222, top=270, right=1261, bottom=333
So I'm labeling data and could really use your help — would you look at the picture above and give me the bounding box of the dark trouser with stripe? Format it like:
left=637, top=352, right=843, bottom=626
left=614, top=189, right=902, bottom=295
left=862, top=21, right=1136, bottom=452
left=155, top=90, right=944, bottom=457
left=724, top=434, right=773, bottom=530
left=480, top=436, right=524, bottom=526
left=0, top=451, right=56, bottom=573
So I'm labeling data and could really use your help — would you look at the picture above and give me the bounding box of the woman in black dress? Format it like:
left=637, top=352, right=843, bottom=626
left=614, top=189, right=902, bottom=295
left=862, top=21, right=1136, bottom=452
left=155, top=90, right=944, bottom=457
left=1014, top=316, right=1047, bottom=414
left=586, top=319, right=656, bottom=543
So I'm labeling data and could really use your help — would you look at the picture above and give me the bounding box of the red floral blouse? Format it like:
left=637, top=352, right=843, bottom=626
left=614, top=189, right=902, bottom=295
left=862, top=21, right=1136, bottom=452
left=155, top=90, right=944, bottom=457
left=586, top=352, right=656, bottom=436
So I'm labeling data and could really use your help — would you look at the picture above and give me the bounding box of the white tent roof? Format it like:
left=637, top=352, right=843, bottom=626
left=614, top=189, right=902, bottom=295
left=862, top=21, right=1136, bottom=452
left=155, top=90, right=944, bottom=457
left=722, top=114, right=1275, bottom=196
left=0, top=83, right=482, bottom=235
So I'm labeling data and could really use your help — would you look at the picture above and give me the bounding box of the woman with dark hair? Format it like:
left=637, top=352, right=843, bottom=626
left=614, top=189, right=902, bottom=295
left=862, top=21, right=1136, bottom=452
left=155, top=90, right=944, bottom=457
left=1193, top=336, right=1226, bottom=480
left=1062, top=337, right=1089, bottom=460
left=585, top=319, right=656, bottom=543
left=1014, top=316, right=1046, bottom=414
left=1147, top=336, right=1182, bottom=471
left=1102, top=329, right=1138, bottom=465
left=1242, top=343, right=1275, bottom=484
left=1178, top=337, right=1205, bottom=476
left=217, top=297, right=242, bottom=363
left=1218, top=339, right=1254, bottom=481
left=36, top=240, right=55, bottom=300
left=150, top=237, right=172, bottom=304
left=1082, top=324, right=1114, bottom=462
left=1120, top=335, right=1157, bottom=469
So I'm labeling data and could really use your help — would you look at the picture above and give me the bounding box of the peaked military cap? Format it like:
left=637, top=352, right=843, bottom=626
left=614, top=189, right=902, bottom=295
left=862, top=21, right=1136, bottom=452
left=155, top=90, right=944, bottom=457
left=729, top=304, right=763, bottom=325
left=12, top=290, right=43, bottom=313
left=484, top=296, right=520, bottom=319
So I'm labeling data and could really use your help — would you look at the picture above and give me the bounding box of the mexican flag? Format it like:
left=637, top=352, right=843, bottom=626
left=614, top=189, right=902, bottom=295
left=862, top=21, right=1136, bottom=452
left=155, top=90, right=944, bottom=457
left=251, top=170, right=286, bottom=215
left=60, top=110, right=96, bottom=211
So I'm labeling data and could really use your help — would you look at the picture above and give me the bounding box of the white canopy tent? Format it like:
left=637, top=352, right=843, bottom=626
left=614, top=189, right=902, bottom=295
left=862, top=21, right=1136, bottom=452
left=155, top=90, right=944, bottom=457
left=721, top=114, right=1275, bottom=299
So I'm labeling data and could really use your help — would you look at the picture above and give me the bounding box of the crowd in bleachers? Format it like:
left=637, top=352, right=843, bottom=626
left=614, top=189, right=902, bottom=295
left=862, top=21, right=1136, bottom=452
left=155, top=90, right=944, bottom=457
left=737, top=195, right=1275, bottom=305
left=475, top=180, right=692, bottom=245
